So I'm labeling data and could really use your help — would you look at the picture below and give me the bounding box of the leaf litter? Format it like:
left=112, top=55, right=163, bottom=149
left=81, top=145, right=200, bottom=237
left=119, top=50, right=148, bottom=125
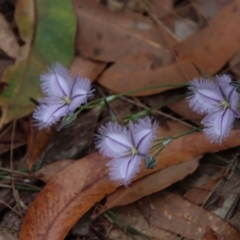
left=20, top=124, right=240, bottom=239
left=0, top=0, right=240, bottom=239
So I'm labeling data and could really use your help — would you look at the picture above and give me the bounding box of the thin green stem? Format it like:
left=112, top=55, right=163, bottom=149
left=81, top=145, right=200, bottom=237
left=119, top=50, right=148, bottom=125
left=77, top=83, right=189, bottom=114
left=151, top=127, right=201, bottom=157
left=113, top=83, right=188, bottom=98
left=125, top=93, right=186, bottom=121
left=154, top=127, right=202, bottom=143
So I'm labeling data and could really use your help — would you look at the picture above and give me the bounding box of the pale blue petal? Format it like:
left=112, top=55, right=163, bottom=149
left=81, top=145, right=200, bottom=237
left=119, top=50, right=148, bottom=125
left=128, top=121, right=136, bottom=146
left=40, top=62, right=72, bottom=98
left=233, top=109, right=240, bottom=118
left=132, top=116, right=158, bottom=154
left=68, top=76, right=94, bottom=112
left=107, top=155, right=141, bottom=187
left=68, top=95, right=87, bottom=113
left=202, top=109, right=234, bottom=144
left=95, top=122, right=132, bottom=158
left=33, top=103, right=68, bottom=129
left=188, top=78, right=223, bottom=114
left=215, top=74, right=231, bottom=85
left=216, top=75, right=239, bottom=111
left=71, top=76, right=94, bottom=100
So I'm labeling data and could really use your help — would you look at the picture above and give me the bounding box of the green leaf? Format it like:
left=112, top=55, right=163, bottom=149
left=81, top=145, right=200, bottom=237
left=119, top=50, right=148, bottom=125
left=0, top=0, right=76, bottom=128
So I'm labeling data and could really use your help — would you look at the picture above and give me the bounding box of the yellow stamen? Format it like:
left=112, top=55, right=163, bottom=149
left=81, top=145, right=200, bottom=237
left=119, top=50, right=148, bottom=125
left=220, top=100, right=230, bottom=109
left=62, top=96, right=71, bottom=105
left=130, top=147, right=139, bottom=156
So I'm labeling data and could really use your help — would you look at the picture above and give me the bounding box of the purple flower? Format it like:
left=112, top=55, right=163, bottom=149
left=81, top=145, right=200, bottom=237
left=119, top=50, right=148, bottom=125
left=187, top=74, right=240, bottom=143
left=95, top=116, right=157, bottom=187
left=33, top=62, right=94, bottom=129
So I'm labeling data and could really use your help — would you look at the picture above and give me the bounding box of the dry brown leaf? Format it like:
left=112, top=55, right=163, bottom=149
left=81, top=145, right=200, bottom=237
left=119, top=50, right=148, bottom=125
left=0, top=13, right=20, bottom=59
left=69, top=56, right=106, bottom=81
left=201, top=227, right=218, bottom=240
left=138, top=191, right=240, bottom=240
left=184, top=177, right=222, bottom=205
left=98, top=54, right=198, bottom=96
left=192, top=0, right=230, bottom=21
left=106, top=204, right=180, bottom=240
left=20, top=153, right=111, bottom=240
left=98, top=0, right=240, bottom=96
left=96, top=158, right=200, bottom=216
left=33, top=160, right=75, bottom=183
left=73, top=0, right=174, bottom=63
left=229, top=50, right=240, bottom=78
left=20, top=124, right=240, bottom=240
left=150, top=0, right=173, bottom=19
left=27, top=127, right=55, bottom=169
left=175, top=0, right=240, bottom=75
left=167, top=95, right=203, bottom=125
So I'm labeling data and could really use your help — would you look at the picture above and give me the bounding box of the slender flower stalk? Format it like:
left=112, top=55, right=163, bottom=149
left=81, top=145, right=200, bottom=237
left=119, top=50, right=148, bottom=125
left=187, top=75, right=240, bottom=143
left=33, top=62, right=94, bottom=129
left=95, top=116, right=158, bottom=187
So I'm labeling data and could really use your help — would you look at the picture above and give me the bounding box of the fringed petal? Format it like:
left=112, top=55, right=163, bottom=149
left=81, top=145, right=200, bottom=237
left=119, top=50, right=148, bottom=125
left=95, top=122, right=132, bottom=158
left=188, top=78, right=223, bottom=114
left=132, top=116, right=158, bottom=154
left=216, top=75, right=239, bottom=110
left=202, top=109, right=234, bottom=144
left=107, top=155, right=141, bottom=187
left=68, top=76, right=95, bottom=112
left=33, top=104, right=68, bottom=130
left=40, top=62, right=72, bottom=98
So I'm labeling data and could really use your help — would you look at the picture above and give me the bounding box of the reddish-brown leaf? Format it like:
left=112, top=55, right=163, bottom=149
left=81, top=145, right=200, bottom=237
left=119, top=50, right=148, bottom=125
left=69, top=56, right=106, bottom=82
left=175, top=0, right=240, bottom=75
left=98, top=0, right=240, bottom=96
left=20, top=153, right=112, bottom=240
left=33, top=160, right=75, bottom=183
left=138, top=191, right=240, bottom=240
left=150, top=0, right=173, bottom=19
left=184, top=177, right=222, bottom=205
left=201, top=227, right=218, bottom=240
left=73, top=0, right=174, bottom=63
left=27, top=127, right=55, bottom=170
left=105, top=203, right=180, bottom=240
left=95, top=157, right=200, bottom=217
left=229, top=49, right=240, bottom=78
left=167, top=95, right=203, bottom=125
left=98, top=55, right=198, bottom=96
left=20, top=123, right=240, bottom=240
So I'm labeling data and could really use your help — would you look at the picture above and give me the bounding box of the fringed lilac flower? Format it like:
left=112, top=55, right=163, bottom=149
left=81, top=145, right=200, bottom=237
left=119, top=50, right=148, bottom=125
left=95, top=116, right=157, bottom=187
left=187, top=74, right=240, bottom=143
left=33, top=62, right=94, bottom=129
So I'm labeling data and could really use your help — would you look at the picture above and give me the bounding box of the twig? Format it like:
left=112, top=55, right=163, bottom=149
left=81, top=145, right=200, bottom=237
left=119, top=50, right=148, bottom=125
left=120, top=96, right=195, bottom=128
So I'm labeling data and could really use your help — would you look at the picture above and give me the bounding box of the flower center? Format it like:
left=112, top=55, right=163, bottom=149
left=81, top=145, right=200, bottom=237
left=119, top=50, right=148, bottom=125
left=220, top=100, right=230, bottom=109
left=62, top=96, right=71, bottom=105
left=130, top=147, right=139, bottom=156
